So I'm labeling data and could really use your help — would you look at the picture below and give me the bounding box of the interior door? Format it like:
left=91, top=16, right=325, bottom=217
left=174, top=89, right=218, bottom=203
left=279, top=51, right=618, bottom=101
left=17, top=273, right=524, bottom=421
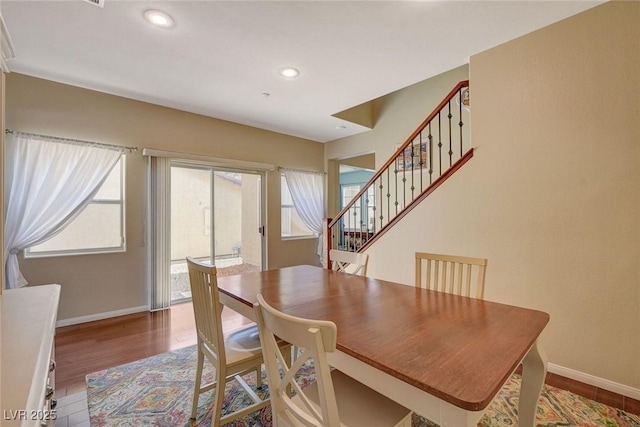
left=170, top=163, right=264, bottom=304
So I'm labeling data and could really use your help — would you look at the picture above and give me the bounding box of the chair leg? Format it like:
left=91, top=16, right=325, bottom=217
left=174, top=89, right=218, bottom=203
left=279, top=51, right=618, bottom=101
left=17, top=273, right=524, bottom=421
left=256, top=365, right=263, bottom=389
left=191, top=346, right=205, bottom=419
left=211, top=366, right=226, bottom=426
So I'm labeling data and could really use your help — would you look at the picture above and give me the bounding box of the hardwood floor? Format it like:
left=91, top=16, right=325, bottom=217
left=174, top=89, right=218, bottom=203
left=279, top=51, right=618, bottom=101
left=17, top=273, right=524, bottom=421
left=54, top=302, right=251, bottom=396
left=54, top=302, right=640, bottom=417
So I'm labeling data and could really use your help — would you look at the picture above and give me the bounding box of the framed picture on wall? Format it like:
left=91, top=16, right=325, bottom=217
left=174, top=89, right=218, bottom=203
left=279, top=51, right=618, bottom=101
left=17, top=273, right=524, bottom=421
left=395, top=141, right=428, bottom=172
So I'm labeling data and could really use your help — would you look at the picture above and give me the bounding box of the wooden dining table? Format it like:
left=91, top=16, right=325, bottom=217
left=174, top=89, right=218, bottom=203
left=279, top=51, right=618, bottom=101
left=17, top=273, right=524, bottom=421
left=216, top=264, right=549, bottom=427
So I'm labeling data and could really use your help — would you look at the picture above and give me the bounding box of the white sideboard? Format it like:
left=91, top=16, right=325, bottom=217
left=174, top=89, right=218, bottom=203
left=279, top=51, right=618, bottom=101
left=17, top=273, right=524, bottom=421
left=1, top=285, right=60, bottom=426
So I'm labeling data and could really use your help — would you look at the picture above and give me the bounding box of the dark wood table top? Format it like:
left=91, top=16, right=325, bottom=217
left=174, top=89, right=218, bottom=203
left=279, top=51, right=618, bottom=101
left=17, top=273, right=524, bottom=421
left=217, top=265, right=549, bottom=411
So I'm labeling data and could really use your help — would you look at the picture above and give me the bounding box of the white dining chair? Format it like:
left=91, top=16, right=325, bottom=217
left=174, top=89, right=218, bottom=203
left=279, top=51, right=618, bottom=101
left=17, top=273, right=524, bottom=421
left=415, top=252, right=488, bottom=299
left=329, top=249, right=369, bottom=276
left=186, top=257, right=290, bottom=424
left=254, top=294, right=412, bottom=427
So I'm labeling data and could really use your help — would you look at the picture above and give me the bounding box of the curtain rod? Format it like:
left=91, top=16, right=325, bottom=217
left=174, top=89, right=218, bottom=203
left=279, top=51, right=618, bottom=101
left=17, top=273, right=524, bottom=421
left=143, top=148, right=275, bottom=171
left=278, top=166, right=326, bottom=175
left=5, top=129, right=138, bottom=153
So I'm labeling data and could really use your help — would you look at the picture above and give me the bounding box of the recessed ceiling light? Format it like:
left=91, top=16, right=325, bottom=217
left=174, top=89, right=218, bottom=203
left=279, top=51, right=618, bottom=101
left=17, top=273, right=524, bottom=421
left=279, top=67, right=300, bottom=78
left=261, top=92, right=271, bottom=98
left=336, top=125, right=347, bottom=130
left=144, top=9, right=175, bottom=29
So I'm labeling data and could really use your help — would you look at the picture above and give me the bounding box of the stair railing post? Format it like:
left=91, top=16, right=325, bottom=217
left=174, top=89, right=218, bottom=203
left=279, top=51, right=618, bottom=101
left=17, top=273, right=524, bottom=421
left=325, top=217, right=333, bottom=269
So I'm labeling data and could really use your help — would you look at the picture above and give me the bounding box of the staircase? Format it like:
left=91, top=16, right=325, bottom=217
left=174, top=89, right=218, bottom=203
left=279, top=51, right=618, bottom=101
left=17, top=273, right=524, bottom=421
left=326, top=80, right=472, bottom=264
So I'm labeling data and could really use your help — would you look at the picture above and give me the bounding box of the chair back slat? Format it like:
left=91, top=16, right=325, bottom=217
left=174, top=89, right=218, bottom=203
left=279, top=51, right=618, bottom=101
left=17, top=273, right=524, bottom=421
left=415, top=252, right=488, bottom=299
left=187, top=257, right=225, bottom=365
left=329, top=249, right=369, bottom=276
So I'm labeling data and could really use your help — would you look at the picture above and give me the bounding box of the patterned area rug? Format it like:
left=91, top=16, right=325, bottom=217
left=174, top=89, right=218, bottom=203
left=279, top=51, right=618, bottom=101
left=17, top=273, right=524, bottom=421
left=86, top=345, right=640, bottom=427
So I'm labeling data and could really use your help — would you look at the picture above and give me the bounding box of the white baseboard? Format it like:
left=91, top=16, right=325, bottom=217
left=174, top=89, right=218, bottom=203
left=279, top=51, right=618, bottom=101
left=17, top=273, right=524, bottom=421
left=56, top=305, right=149, bottom=328
left=548, top=363, right=640, bottom=400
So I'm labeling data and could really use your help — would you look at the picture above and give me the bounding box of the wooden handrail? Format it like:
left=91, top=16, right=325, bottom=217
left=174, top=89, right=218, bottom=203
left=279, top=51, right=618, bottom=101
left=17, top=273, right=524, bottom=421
left=327, top=80, right=471, bottom=264
left=328, top=80, right=469, bottom=230
left=356, top=149, right=473, bottom=253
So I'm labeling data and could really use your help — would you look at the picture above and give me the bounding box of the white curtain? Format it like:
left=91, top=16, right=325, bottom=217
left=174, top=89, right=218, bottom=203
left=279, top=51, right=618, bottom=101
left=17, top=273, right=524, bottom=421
left=4, top=132, right=124, bottom=288
left=282, top=168, right=325, bottom=262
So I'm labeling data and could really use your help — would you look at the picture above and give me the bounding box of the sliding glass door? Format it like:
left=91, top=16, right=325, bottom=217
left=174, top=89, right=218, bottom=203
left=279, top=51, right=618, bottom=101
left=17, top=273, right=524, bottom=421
left=170, top=162, right=264, bottom=304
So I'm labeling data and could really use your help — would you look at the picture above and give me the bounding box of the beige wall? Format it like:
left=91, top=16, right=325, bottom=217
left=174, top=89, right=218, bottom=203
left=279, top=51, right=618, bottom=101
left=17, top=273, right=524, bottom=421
left=0, top=72, right=4, bottom=294
left=467, top=1, right=639, bottom=388
left=5, top=73, right=324, bottom=321
left=339, top=153, right=375, bottom=170
left=329, top=2, right=640, bottom=390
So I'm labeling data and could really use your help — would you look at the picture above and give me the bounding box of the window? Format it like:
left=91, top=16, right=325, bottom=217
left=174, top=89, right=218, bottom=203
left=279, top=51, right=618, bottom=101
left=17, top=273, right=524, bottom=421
left=341, top=184, right=375, bottom=231
left=25, top=158, right=126, bottom=257
left=281, top=175, right=315, bottom=238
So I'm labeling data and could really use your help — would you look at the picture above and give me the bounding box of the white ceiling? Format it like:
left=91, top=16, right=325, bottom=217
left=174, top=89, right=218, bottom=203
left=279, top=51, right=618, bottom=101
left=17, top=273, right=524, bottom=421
left=1, top=1, right=603, bottom=143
